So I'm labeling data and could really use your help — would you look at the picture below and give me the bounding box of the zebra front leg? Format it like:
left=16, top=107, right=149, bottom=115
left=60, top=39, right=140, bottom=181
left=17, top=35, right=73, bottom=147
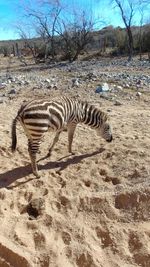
left=28, top=139, right=40, bottom=178
left=67, top=123, right=77, bottom=154
left=47, top=131, right=61, bottom=157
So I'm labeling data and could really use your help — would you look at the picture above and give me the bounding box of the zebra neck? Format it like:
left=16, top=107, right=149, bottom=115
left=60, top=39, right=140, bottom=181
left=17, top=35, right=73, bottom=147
left=80, top=102, right=95, bottom=125
left=80, top=102, right=106, bottom=127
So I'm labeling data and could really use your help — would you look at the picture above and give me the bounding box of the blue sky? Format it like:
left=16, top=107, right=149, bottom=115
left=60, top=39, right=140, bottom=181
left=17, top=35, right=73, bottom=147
left=0, top=0, right=149, bottom=41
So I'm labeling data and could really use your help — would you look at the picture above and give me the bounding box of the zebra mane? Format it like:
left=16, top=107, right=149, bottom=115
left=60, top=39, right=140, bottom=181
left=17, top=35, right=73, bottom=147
left=80, top=100, right=108, bottom=123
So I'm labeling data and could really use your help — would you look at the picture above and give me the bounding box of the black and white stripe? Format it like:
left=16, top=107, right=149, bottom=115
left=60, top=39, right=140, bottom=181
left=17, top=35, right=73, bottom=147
left=11, top=96, right=112, bottom=177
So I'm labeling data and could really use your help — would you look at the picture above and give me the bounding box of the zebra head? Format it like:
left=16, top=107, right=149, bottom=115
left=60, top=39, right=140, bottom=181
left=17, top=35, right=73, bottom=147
left=96, top=122, right=113, bottom=142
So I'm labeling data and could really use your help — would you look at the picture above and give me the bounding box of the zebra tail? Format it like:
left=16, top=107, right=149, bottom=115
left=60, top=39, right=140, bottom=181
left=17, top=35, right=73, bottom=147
left=11, top=116, right=18, bottom=152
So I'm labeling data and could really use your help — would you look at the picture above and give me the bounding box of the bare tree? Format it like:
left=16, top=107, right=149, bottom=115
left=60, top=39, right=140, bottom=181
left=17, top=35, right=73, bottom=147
left=22, top=0, right=63, bottom=61
left=16, top=26, right=38, bottom=64
left=15, top=0, right=102, bottom=62
left=113, top=0, right=136, bottom=61
left=72, top=12, right=95, bottom=61
left=138, top=0, right=150, bottom=60
left=26, top=1, right=97, bottom=62
left=56, top=10, right=97, bottom=62
left=28, top=5, right=62, bottom=60
left=138, top=5, right=144, bottom=60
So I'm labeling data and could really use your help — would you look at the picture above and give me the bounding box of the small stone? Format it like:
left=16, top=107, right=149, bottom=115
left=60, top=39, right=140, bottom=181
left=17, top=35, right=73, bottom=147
left=8, top=89, right=16, bottom=94
left=10, top=77, right=16, bottom=82
left=116, top=85, right=123, bottom=90
left=0, top=83, right=6, bottom=89
left=95, top=86, right=102, bottom=93
left=125, top=83, right=130, bottom=88
left=24, top=80, right=30, bottom=85
left=136, top=92, right=142, bottom=97
left=46, top=85, right=52, bottom=89
left=45, top=78, right=51, bottom=83
left=0, top=97, right=4, bottom=104
left=136, top=79, right=142, bottom=85
left=7, top=80, right=12, bottom=84
left=95, top=82, right=110, bottom=93
left=114, top=100, right=122, bottom=106
left=72, top=78, right=79, bottom=87
left=53, top=85, right=58, bottom=90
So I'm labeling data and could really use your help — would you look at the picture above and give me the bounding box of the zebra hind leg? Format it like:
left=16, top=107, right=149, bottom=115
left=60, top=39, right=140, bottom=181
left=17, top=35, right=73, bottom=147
left=47, top=131, right=61, bottom=157
left=67, top=123, right=77, bottom=154
left=28, top=139, right=40, bottom=178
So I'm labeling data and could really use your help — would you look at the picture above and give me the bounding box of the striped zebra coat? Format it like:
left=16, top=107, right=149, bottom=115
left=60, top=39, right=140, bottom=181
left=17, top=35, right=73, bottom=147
left=11, top=96, right=113, bottom=177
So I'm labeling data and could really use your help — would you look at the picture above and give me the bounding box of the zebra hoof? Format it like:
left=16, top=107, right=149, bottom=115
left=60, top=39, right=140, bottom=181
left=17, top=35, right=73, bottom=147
left=46, top=151, right=51, bottom=157
left=69, top=151, right=75, bottom=155
left=33, top=171, right=40, bottom=178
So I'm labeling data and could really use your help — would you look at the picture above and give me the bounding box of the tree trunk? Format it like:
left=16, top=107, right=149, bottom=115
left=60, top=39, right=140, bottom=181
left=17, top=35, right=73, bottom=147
left=127, top=27, right=133, bottom=61
left=72, top=49, right=80, bottom=61
left=139, top=30, right=142, bottom=61
left=16, top=43, right=20, bottom=57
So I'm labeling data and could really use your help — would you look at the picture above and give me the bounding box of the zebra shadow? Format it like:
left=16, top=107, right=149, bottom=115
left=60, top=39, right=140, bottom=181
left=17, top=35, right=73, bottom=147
left=41, top=148, right=105, bottom=172
left=0, top=148, right=105, bottom=189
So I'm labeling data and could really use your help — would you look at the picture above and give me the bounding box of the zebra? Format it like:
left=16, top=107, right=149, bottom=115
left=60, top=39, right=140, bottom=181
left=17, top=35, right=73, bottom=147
left=11, top=96, right=113, bottom=177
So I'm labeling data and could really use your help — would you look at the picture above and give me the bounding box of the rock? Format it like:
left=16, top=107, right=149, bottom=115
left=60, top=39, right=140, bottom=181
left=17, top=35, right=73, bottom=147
left=114, top=100, right=122, bottom=106
left=32, top=86, right=41, bottom=90
left=100, top=93, right=111, bottom=100
left=45, top=78, right=51, bottom=83
left=53, top=85, right=58, bottom=90
left=24, top=80, right=30, bottom=85
left=10, top=77, right=16, bottom=82
left=95, top=82, right=110, bottom=93
left=136, top=92, right=142, bottom=97
left=95, top=86, right=102, bottom=93
left=8, top=89, right=16, bottom=94
left=86, top=72, right=97, bottom=80
left=47, top=83, right=58, bottom=89
left=136, top=79, right=142, bottom=85
left=116, top=85, right=123, bottom=90
left=102, top=82, right=110, bottom=91
left=72, top=78, right=79, bottom=87
left=0, top=97, right=4, bottom=104
left=46, top=85, right=52, bottom=89
left=0, top=238, right=32, bottom=267
left=7, top=80, right=12, bottom=84
left=0, top=96, right=8, bottom=103
left=125, top=83, right=130, bottom=88
left=0, top=83, right=6, bottom=89
left=16, top=80, right=24, bottom=85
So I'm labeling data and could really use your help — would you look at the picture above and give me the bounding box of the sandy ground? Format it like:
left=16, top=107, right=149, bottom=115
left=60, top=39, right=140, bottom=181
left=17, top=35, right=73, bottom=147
left=0, top=58, right=150, bottom=267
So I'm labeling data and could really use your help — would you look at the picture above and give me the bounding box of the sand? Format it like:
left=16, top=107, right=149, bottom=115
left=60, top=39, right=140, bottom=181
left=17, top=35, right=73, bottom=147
left=0, top=60, right=150, bottom=267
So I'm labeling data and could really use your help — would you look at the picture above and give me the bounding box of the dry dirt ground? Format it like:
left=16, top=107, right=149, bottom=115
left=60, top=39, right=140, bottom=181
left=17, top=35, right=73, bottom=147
left=0, top=57, right=150, bottom=267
